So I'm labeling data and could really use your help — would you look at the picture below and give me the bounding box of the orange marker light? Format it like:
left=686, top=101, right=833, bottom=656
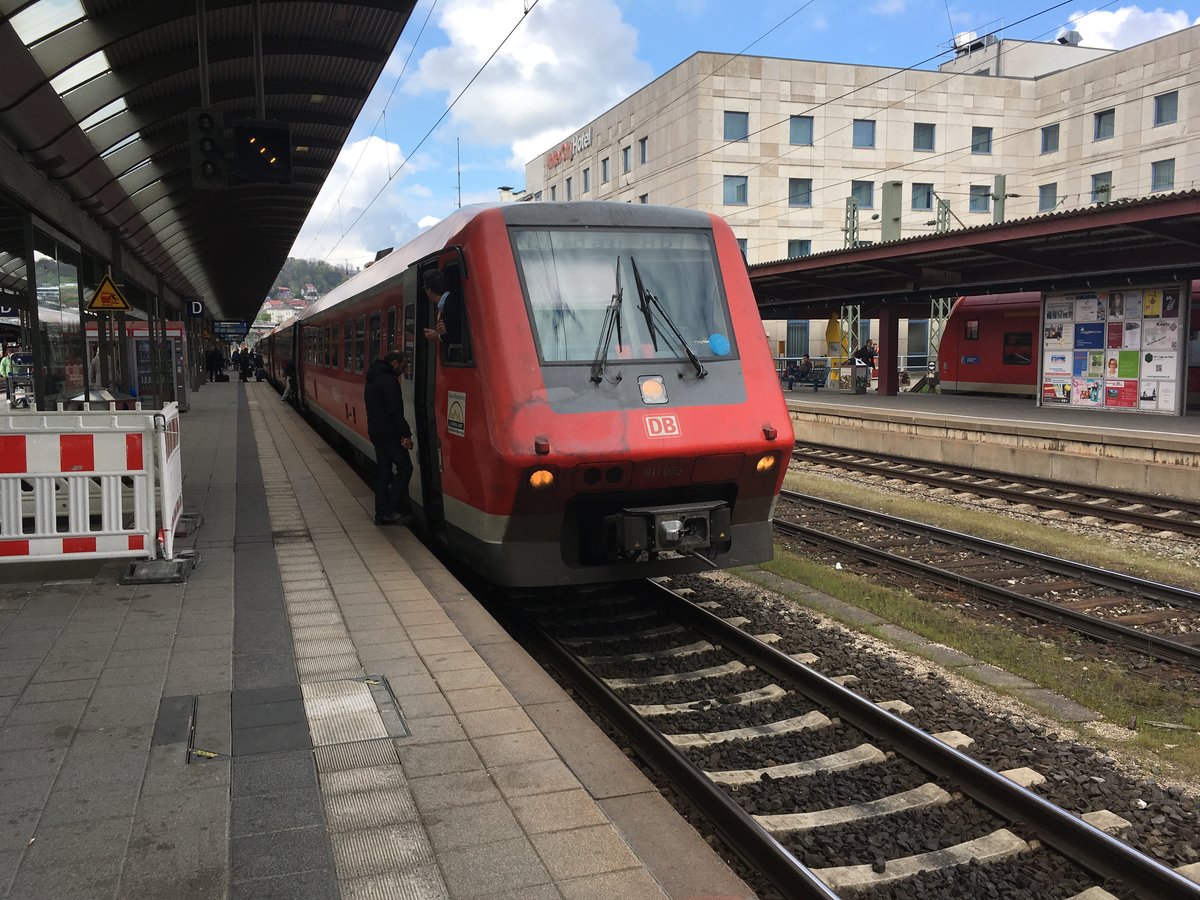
left=529, top=470, right=555, bottom=490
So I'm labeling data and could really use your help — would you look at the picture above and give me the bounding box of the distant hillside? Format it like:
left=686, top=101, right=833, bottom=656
left=272, top=257, right=356, bottom=299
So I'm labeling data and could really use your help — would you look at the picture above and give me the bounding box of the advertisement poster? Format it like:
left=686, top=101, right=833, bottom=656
left=1073, top=351, right=1104, bottom=377
left=1043, top=322, right=1071, bottom=349
left=1123, top=291, right=1143, bottom=319
left=1157, top=382, right=1178, bottom=411
left=1143, top=290, right=1162, bottom=317
left=1117, top=350, right=1140, bottom=378
left=1042, top=379, right=1071, bottom=403
left=1106, top=292, right=1125, bottom=320
left=1045, top=299, right=1074, bottom=322
left=1104, top=352, right=1120, bottom=379
left=1106, top=321, right=1124, bottom=348
left=1123, top=320, right=1141, bottom=349
left=1074, top=322, right=1104, bottom=349
left=1143, top=318, right=1179, bottom=351
left=1162, top=288, right=1181, bottom=318
left=1104, top=379, right=1138, bottom=408
left=1075, top=297, right=1105, bottom=323
left=1072, top=377, right=1102, bottom=406
left=1141, top=351, right=1177, bottom=380
left=1043, top=350, right=1071, bottom=376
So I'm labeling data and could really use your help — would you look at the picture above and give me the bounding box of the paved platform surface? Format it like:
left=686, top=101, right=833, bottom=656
left=0, top=378, right=752, bottom=899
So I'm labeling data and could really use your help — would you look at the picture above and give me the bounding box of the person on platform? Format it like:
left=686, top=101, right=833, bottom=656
left=364, top=350, right=414, bottom=526
left=422, top=269, right=461, bottom=348
left=281, top=357, right=296, bottom=402
left=205, top=346, right=222, bottom=382
left=0, top=347, right=12, bottom=400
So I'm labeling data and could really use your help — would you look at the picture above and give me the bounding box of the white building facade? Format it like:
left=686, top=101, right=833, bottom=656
left=524, top=28, right=1197, bottom=358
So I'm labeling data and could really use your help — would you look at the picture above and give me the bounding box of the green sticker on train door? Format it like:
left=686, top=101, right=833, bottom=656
left=447, top=391, right=465, bottom=437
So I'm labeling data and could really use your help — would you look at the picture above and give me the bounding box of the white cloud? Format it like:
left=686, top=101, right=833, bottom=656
left=416, top=214, right=441, bottom=229
left=289, top=135, right=424, bottom=266
left=1064, top=6, right=1199, bottom=49
left=871, top=0, right=905, bottom=14
left=407, top=0, right=652, bottom=169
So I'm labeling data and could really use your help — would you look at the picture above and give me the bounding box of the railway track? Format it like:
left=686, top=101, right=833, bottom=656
left=791, top=442, right=1200, bottom=538
left=774, top=490, right=1200, bottom=673
left=515, top=578, right=1200, bottom=899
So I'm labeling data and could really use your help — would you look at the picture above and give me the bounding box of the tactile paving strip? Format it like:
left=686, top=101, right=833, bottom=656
left=301, top=680, right=389, bottom=746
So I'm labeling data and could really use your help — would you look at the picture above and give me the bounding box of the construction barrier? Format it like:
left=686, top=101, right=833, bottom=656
left=0, top=402, right=183, bottom=562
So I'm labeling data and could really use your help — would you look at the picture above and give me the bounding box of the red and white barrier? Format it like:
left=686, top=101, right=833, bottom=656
left=0, top=403, right=183, bottom=562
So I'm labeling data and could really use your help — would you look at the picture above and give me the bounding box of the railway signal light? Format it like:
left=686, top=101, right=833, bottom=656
left=187, top=108, right=227, bottom=190
left=233, top=119, right=292, bottom=184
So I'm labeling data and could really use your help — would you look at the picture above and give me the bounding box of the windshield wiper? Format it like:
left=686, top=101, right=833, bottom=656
left=630, top=256, right=707, bottom=378
left=590, top=256, right=624, bottom=384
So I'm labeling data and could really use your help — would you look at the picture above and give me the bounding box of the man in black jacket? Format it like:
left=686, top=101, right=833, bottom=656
left=364, top=351, right=414, bottom=526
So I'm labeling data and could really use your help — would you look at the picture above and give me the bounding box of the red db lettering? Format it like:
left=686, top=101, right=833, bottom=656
left=644, top=415, right=681, bottom=438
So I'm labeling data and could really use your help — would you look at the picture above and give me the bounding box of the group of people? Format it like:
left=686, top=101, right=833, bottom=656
left=782, top=355, right=814, bottom=390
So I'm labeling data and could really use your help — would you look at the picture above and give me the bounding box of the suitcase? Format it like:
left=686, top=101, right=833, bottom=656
left=215, top=372, right=230, bottom=382
left=255, top=368, right=267, bottom=381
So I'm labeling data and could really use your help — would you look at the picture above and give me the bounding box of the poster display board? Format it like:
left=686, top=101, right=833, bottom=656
left=1039, top=285, right=1188, bottom=415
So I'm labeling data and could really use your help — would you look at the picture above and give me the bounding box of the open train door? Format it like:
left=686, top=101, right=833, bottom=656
left=411, top=249, right=471, bottom=541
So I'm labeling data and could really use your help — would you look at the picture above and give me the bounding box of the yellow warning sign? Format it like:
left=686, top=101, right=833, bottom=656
left=87, top=274, right=131, bottom=311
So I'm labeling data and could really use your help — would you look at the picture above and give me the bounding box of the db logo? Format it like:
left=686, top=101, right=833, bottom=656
left=644, top=414, right=681, bottom=438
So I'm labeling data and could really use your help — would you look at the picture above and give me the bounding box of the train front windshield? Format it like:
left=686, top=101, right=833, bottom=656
left=512, top=228, right=736, bottom=365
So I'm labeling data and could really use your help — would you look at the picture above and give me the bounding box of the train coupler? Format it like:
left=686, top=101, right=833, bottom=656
left=607, top=501, right=732, bottom=558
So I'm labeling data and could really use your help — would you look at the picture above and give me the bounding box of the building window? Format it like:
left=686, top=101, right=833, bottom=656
left=565, top=176, right=573, bottom=200
left=969, top=184, right=991, bottom=212
left=913, top=122, right=935, bottom=152
left=1040, top=123, right=1059, bottom=154
left=787, top=239, right=811, bottom=258
left=582, top=168, right=590, bottom=193
left=601, top=157, right=610, bottom=183
left=549, top=185, right=556, bottom=201
left=1091, top=171, right=1112, bottom=203
left=971, top=126, right=992, bottom=154
left=1154, top=91, right=1178, bottom=126
left=1093, top=108, right=1115, bottom=141
left=1151, top=158, right=1175, bottom=192
left=724, top=111, right=749, bottom=142
left=911, top=182, right=933, bottom=211
left=638, top=136, right=648, bottom=164
left=736, top=238, right=747, bottom=258
left=1038, top=183, right=1058, bottom=211
left=790, top=115, right=813, bottom=145
left=852, top=119, right=875, bottom=148
left=621, top=146, right=631, bottom=173
left=788, top=178, right=812, bottom=207
left=850, top=180, right=873, bottom=208
left=723, top=175, right=748, bottom=205
left=638, top=193, right=648, bottom=204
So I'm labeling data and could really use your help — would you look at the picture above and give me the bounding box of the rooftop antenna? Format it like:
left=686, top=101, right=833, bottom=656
left=456, top=137, right=462, bottom=209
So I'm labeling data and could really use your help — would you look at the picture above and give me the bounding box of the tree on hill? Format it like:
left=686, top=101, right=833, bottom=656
left=273, top=257, right=356, bottom=299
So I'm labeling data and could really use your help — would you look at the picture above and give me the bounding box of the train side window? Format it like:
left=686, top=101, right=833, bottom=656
left=323, top=325, right=329, bottom=365
left=965, top=319, right=980, bottom=340
left=387, top=307, right=397, bottom=352
left=1002, top=331, right=1033, bottom=365
left=368, top=312, right=382, bottom=362
left=343, top=320, right=352, bottom=371
left=441, top=266, right=473, bottom=367
left=355, top=315, right=366, bottom=373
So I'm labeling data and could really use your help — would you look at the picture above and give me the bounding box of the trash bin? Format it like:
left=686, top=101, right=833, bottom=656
left=839, top=363, right=869, bottom=394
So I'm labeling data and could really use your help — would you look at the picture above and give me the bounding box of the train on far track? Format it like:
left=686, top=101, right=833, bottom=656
left=262, top=202, right=792, bottom=587
left=937, top=287, right=1200, bottom=407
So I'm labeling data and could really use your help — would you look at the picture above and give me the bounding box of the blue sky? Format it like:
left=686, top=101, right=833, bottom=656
left=288, top=1, right=1200, bottom=270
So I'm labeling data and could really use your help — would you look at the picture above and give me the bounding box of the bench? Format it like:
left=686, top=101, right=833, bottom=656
left=782, top=367, right=829, bottom=391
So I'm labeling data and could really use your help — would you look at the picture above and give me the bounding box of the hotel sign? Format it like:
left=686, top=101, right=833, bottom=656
left=545, top=128, right=592, bottom=170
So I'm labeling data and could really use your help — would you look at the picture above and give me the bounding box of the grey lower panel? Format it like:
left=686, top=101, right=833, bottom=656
left=448, top=520, right=775, bottom=587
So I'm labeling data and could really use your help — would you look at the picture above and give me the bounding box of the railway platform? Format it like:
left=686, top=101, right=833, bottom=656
left=785, top=389, right=1200, bottom=501
left=0, top=380, right=751, bottom=899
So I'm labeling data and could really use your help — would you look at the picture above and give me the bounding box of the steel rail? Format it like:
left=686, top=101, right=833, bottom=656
left=781, top=490, right=1200, bottom=610
left=516, top=603, right=842, bottom=900
left=773, top=499, right=1200, bottom=670
left=792, top=442, right=1200, bottom=538
left=649, top=581, right=1200, bottom=900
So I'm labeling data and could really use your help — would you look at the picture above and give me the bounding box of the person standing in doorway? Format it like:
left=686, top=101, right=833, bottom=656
left=364, top=350, right=414, bottom=526
left=422, top=269, right=460, bottom=347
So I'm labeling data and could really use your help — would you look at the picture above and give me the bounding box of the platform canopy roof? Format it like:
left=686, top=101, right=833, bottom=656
left=0, top=0, right=416, bottom=321
left=751, top=190, right=1200, bottom=320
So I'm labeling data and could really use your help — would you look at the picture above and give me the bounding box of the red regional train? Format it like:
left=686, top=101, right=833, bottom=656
left=938, top=288, right=1200, bottom=406
left=263, top=202, right=792, bottom=587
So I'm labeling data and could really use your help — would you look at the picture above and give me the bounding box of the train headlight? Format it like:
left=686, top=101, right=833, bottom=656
left=529, top=469, right=556, bottom=490
left=755, top=453, right=777, bottom=475
left=638, top=375, right=668, bottom=405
